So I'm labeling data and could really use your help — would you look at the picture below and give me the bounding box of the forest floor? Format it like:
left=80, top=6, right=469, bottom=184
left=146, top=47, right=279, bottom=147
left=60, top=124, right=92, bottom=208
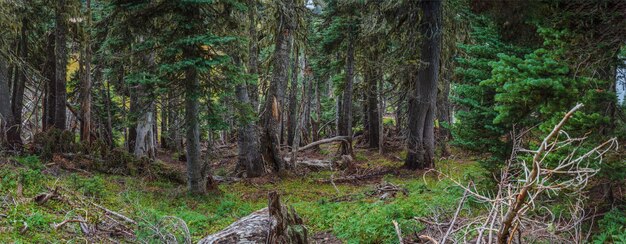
left=0, top=144, right=486, bottom=243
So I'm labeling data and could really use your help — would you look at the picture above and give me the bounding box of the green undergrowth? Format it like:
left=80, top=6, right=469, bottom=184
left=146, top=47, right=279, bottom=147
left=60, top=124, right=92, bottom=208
left=0, top=153, right=483, bottom=243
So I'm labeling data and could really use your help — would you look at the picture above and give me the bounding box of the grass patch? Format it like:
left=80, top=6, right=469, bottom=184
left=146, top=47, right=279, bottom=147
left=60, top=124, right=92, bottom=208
left=0, top=153, right=481, bottom=243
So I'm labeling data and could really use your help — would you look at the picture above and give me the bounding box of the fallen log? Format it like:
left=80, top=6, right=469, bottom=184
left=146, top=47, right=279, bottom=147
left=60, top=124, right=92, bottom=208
left=284, top=157, right=333, bottom=171
left=297, top=136, right=351, bottom=152
left=318, top=169, right=396, bottom=184
left=198, top=191, right=308, bottom=244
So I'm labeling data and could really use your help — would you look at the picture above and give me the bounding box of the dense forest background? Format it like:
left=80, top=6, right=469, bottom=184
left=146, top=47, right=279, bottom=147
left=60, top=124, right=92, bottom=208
left=0, top=0, right=625, bottom=243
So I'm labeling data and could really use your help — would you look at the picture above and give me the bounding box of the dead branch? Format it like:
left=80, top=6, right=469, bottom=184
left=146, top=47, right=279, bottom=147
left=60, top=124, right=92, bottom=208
left=393, top=220, right=403, bottom=243
left=297, top=136, right=351, bottom=152
left=53, top=219, right=87, bottom=230
left=92, top=202, right=137, bottom=225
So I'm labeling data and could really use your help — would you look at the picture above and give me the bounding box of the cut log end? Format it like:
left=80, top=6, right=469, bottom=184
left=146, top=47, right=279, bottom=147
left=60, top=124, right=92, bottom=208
left=198, top=191, right=308, bottom=244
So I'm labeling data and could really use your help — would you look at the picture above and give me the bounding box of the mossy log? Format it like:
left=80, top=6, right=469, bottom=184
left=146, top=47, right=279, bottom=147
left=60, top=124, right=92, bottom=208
left=198, top=191, right=308, bottom=244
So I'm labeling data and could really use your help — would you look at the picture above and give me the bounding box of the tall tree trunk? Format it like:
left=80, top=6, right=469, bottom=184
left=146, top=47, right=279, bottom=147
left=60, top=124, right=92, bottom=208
left=134, top=106, right=156, bottom=158
left=235, top=66, right=264, bottom=177
left=128, top=88, right=138, bottom=153
left=287, top=46, right=299, bottom=147
left=301, top=57, right=312, bottom=145
left=260, top=0, right=295, bottom=173
left=80, top=0, right=92, bottom=143
left=8, top=17, right=28, bottom=149
left=367, top=67, right=380, bottom=149
left=101, top=68, right=114, bottom=147
left=168, top=92, right=182, bottom=153
left=160, top=94, right=169, bottom=148
left=405, top=0, right=442, bottom=170
left=43, top=33, right=56, bottom=131
left=247, top=0, right=260, bottom=110
left=311, top=78, right=321, bottom=148
left=0, top=54, right=17, bottom=148
left=132, top=48, right=157, bottom=159
left=378, top=76, right=384, bottom=154
left=337, top=30, right=355, bottom=155
left=53, top=0, right=68, bottom=130
left=436, top=66, right=451, bottom=157
left=184, top=46, right=210, bottom=194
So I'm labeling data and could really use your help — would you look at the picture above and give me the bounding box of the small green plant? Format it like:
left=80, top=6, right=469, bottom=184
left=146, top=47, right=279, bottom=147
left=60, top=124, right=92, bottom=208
left=71, top=174, right=107, bottom=199
left=13, top=155, right=43, bottom=170
left=593, top=209, right=626, bottom=243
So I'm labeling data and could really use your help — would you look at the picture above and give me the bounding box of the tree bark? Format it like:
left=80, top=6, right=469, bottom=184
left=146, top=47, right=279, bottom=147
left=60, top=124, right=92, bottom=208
left=436, top=65, right=451, bottom=157
left=260, top=0, right=295, bottom=173
left=247, top=0, right=260, bottom=111
left=80, top=0, right=92, bottom=143
left=234, top=53, right=264, bottom=177
left=405, top=0, right=442, bottom=170
left=301, top=57, right=312, bottom=145
left=367, top=67, right=380, bottom=149
left=43, top=33, right=56, bottom=131
left=0, top=54, right=17, bottom=148
left=184, top=46, right=209, bottom=194
left=7, top=17, right=28, bottom=149
left=53, top=0, right=68, bottom=130
left=337, top=30, right=355, bottom=155
left=287, top=46, right=299, bottom=147
left=198, top=192, right=307, bottom=244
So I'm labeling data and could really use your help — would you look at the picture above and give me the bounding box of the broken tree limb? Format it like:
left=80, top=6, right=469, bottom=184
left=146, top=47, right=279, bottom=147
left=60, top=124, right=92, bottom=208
left=198, top=191, right=308, bottom=244
left=92, top=202, right=137, bottom=225
left=53, top=219, right=87, bottom=230
left=297, top=136, right=351, bottom=152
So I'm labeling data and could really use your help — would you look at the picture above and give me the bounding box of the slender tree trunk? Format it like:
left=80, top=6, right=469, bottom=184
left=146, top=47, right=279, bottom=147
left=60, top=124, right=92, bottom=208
left=7, top=17, right=28, bottom=148
left=337, top=30, right=355, bottom=155
left=395, top=90, right=406, bottom=133
left=128, top=87, right=138, bottom=152
left=80, top=0, right=92, bottom=143
left=247, top=0, right=259, bottom=110
left=160, top=94, right=169, bottom=148
left=168, top=92, right=182, bottom=153
left=311, top=78, right=321, bottom=148
left=184, top=45, right=211, bottom=194
left=301, top=58, right=312, bottom=145
left=436, top=67, right=451, bottom=157
left=405, top=0, right=442, bottom=170
left=378, top=76, right=384, bottom=154
left=43, top=33, right=56, bottom=131
left=54, top=0, right=68, bottom=130
left=102, top=68, right=114, bottom=147
left=0, top=55, right=17, bottom=148
left=287, top=46, right=299, bottom=147
left=367, top=67, right=380, bottom=149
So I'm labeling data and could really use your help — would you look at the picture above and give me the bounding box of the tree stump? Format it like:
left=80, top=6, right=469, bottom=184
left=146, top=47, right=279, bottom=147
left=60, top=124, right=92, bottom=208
left=198, top=191, right=308, bottom=244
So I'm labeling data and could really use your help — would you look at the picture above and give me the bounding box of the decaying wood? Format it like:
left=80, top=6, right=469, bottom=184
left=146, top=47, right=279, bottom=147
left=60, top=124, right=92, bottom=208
left=198, top=191, right=308, bottom=244
left=34, top=188, right=59, bottom=205
left=297, top=136, right=351, bottom=152
left=392, top=220, right=403, bottom=243
left=212, top=175, right=242, bottom=184
left=319, top=169, right=395, bottom=184
left=92, top=202, right=137, bottom=225
left=284, top=157, right=332, bottom=171
left=53, top=219, right=87, bottom=230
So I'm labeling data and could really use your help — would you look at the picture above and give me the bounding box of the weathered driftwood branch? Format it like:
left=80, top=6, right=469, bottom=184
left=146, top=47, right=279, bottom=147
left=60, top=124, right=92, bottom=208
left=497, top=103, right=581, bottom=243
left=198, top=191, right=308, bottom=244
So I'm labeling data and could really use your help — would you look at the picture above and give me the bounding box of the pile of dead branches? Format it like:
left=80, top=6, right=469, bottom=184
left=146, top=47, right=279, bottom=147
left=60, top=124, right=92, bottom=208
left=409, top=104, right=619, bottom=244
